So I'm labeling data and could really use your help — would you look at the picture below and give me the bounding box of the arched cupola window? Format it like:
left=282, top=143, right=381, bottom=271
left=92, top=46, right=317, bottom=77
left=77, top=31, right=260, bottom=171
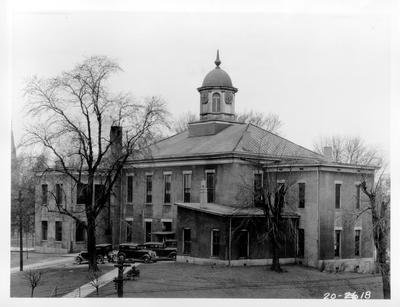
left=212, top=93, right=221, bottom=112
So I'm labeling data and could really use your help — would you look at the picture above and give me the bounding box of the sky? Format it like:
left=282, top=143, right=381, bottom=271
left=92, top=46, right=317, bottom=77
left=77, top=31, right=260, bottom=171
left=8, top=1, right=394, bottom=161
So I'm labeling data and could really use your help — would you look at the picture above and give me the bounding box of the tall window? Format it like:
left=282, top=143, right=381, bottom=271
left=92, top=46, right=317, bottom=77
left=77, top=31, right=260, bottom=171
left=335, top=183, right=341, bottom=209
left=183, top=173, right=192, bottom=203
left=254, top=173, right=263, bottom=206
left=55, top=184, right=63, bottom=205
left=127, top=175, right=133, bottom=203
left=355, top=229, right=361, bottom=256
left=146, top=175, right=152, bottom=203
left=211, top=229, right=220, bottom=257
left=183, top=228, right=191, bottom=254
left=298, top=228, right=305, bottom=257
left=94, top=184, right=105, bottom=204
left=355, top=184, right=361, bottom=209
left=164, top=174, right=171, bottom=203
left=41, top=184, right=48, bottom=205
left=206, top=171, right=215, bottom=203
left=239, top=230, right=249, bottom=258
left=298, top=183, right=305, bottom=208
left=334, top=230, right=341, bottom=257
left=55, top=221, right=62, bottom=242
left=41, top=221, right=48, bottom=240
left=75, top=221, right=85, bottom=242
left=77, top=183, right=88, bottom=204
left=145, top=221, right=152, bottom=242
left=162, top=221, right=172, bottom=232
left=126, top=220, right=133, bottom=242
left=212, top=93, right=221, bottom=112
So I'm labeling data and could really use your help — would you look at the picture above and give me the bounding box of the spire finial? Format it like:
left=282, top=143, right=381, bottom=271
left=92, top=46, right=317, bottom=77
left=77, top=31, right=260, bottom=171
left=215, top=49, right=221, bottom=67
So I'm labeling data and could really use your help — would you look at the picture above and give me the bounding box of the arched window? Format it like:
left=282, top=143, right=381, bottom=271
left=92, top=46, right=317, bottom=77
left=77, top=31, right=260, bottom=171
left=212, top=93, right=221, bottom=112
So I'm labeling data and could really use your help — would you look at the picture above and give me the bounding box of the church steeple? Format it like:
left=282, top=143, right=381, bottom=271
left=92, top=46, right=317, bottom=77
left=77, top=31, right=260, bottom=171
left=197, top=51, right=238, bottom=121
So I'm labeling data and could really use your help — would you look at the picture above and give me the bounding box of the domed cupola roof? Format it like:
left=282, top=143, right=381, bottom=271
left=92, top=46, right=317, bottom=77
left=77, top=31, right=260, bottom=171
left=198, top=50, right=238, bottom=92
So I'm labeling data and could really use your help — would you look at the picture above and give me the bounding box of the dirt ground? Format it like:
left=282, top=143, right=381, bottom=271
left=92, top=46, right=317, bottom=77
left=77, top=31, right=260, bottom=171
left=90, top=262, right=384, bottom=299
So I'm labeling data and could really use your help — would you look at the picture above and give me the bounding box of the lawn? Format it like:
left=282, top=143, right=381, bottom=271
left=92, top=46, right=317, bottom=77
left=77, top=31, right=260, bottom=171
left=89, top=262, right=384, bottom=299
left=10, top=251, right=71, bottom=268
left=10, top=262, right=115, bottom=297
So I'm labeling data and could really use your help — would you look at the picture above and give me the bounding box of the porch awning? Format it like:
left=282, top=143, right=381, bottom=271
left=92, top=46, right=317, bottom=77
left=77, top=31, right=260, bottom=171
left=176, top=202, right=300, bottom=218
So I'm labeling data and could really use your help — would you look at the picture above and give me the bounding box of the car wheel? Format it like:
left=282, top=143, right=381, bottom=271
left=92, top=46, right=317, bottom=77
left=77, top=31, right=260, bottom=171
left=75, top=257, right=82, bottom=264
left=142, top=255, right=151, bottom=263
left=169, top=252, right=177, bottom=260
left=96, top=255, right=104, bottom=264
left=118, top=253, right=126, bottom=262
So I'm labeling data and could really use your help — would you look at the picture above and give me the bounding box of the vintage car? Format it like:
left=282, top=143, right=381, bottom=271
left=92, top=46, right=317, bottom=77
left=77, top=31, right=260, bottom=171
left=75, top=243, right=116, bottom=264
left=140, top=241, right=177, bottom=260
left=117, top=243, right=156, bottom=263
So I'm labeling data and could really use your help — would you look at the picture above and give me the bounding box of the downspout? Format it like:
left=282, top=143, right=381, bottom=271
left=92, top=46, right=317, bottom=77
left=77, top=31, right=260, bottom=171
left=229, top=217, right=232, bottom=266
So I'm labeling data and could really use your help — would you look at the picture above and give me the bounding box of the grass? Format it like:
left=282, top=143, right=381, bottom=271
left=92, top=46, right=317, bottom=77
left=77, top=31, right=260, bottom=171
left=10, top=263, right=114, bottom=297
left=89, top=262, right=384, bottom=299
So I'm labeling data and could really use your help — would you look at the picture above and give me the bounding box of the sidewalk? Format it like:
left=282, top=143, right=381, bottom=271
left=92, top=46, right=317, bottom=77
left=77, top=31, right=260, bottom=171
left=63, top=265, right=133, bottom=297
left=10, top=254, right=76, bottom=274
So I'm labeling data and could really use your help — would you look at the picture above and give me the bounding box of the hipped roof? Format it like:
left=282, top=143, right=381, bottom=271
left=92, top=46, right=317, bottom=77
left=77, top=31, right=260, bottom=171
left=134, top=121, right=326, bottom=162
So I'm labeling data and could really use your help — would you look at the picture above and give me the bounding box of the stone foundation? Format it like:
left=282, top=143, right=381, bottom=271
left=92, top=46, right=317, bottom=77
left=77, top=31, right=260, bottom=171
left=177, top=256, right=296, bottom=266
left=318, top=258, right=375, bottom=274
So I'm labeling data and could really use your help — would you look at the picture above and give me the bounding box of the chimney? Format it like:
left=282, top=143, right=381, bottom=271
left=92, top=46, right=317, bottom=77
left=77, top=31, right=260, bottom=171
left=200, top=180, right=207, bottom=208
left=110, top=126, right=122, bottom=158
left=323, top=146, right=333, bottom=161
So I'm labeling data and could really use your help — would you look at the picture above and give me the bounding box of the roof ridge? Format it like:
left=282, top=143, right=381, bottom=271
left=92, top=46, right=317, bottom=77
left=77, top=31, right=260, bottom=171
left=232, top=122, right=250, bottom=152
left=247, top=123, right=326, bottom=159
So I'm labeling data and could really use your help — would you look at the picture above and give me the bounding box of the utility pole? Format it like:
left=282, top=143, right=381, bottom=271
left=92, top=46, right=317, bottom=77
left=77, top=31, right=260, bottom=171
left=17, top=190, right=24, bottom=271
left=113, top=257, right=130, bottom=297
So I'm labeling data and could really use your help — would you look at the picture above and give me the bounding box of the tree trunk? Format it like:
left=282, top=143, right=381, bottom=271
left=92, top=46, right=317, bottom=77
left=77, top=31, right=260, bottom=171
left=87, top=214, right=98, bottom=272
left=376, top=238, right=390, bottom=299
left=270, top=239, right=282, bottom=272
left=31, top=287, right=34, bottom=297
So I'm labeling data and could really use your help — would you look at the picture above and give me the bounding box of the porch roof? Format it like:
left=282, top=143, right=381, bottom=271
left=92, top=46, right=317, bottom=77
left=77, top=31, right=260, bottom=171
left=175, top=202, right=299, bottom=218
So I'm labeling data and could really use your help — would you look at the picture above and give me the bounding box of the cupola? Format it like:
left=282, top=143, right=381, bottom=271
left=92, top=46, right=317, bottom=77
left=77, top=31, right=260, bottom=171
left=197, top=50, right=238, bottom=121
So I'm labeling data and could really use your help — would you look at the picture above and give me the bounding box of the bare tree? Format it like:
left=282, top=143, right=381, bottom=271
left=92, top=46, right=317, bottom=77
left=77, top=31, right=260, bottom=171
left=313, top=136, right=382, bottom=166
left=88, top=271, right=102, bottom=296
left=359, top=172, right=390, bottom=299
left=11, top=150, right=42, bottom=265
left=171, top=112, right=198, bottom=134
left=236, top=111, right=283, bottom=134
left=24, top=270, right=42, bottom=297
left=23, top=56, right=169, bottom=271
left=171, top=111, right=283, bottom=134
left=240, top=163, right=297, bottom=272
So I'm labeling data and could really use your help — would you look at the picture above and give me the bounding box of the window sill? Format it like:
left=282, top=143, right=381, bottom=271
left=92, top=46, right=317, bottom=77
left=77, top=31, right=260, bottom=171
left=163, top=203, right=172, bottom=206
left=145, top=203, right=153, bottom=206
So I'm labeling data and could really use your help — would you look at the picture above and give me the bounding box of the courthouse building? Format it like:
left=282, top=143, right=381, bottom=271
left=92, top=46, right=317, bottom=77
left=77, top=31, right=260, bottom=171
left=35, top=52, right=376, bottom=271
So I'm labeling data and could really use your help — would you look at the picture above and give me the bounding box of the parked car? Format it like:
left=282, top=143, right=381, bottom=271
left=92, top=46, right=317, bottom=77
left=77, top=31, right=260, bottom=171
left=117, top=243, right=156, bottom=263
left=140, top=241, right=177, bottom=260
left=164, top=239, right=177, bottom=248
left=75, top=243, right=116, bottom=264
